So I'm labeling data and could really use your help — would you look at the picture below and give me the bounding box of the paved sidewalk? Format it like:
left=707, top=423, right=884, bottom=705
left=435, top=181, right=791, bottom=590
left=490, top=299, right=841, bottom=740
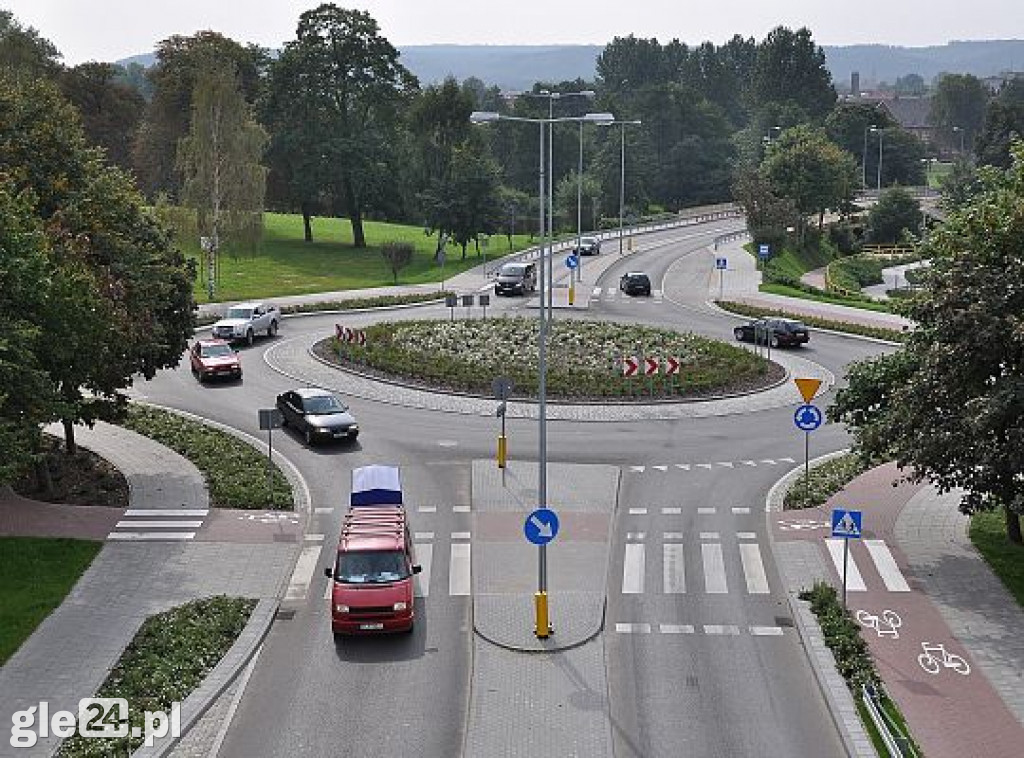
left=0, top=423, right=299, bottom=758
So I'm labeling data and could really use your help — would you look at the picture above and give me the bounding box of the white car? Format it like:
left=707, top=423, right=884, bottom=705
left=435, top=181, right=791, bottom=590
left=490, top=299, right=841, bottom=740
left=211, top=301, right=280, bottom=345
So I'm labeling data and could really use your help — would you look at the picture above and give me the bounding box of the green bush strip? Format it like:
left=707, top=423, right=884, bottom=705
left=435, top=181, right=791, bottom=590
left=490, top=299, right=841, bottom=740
left=0, top=537, right=102, bottom=665
left=119, top=405, right=292, bottom=510
left=969, top=509, right=1024, bottom=608
left=319, top=317, right=781, bottom=400
left=194, top=290, right=452, bottom=327
left=784, top=453, right=871, bottom=510
left=717, top=300, right=907, bottom=343
left=56, top=596, right=256, bottom=758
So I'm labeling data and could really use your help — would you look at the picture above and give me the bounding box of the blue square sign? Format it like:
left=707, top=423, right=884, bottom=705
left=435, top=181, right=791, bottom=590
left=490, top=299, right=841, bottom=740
left=831, top=509, right=863, bottom=539
left=758, top=244, right=771, bottom=259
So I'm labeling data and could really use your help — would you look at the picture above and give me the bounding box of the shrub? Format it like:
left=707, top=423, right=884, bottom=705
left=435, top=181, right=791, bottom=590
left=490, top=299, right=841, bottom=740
left=799, top=582, right=880, bottom=691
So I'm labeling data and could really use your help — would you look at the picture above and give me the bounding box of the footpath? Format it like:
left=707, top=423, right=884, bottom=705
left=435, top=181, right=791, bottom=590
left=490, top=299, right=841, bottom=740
left=3, top=221, right=1022, bottom=756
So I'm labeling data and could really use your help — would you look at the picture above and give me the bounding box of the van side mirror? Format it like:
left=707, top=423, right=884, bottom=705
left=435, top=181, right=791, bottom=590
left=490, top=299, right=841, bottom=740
left=412, top=565, right=422, bottom=574
left=324, top=567, right=333, bottom=578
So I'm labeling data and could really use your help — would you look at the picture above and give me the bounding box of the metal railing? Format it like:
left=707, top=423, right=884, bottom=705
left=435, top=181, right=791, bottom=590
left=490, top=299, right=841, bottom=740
left=861, top=684, right=918, bottom=758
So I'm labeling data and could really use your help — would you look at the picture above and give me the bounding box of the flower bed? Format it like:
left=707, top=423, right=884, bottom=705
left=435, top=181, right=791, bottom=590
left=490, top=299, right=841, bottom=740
left=316, top=317, right=781, bottom=400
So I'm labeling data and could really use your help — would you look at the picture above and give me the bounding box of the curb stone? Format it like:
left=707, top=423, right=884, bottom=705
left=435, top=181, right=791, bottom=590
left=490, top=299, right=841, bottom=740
left=130, top=598, right=277, bottom=758
left=765, top=453, right=877, bottom=758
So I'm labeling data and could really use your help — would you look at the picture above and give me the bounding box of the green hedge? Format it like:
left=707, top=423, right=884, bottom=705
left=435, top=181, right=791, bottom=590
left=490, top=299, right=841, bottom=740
left=784, top=453, right=871, bottom=510
left=717, top=301, right=907, bottom=343
left=799, top=582, right=879, bottom=691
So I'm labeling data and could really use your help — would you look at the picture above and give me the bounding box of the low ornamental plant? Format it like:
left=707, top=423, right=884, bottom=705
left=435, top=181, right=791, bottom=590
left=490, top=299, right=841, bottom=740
left=784, top=453, right=871, bottom=510
left=798, top=582, right=879, bottom=691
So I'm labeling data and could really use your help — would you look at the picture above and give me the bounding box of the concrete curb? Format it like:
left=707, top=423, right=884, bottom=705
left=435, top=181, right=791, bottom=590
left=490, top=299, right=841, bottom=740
left=764, top=453, right=878, bottom=758
left=130, top=598, right=277, bottom=758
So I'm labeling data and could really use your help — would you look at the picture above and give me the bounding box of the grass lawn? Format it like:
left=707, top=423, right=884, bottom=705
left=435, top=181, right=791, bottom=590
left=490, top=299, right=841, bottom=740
left=969, top=509, right=1024, bottom=608
left=185, top=212, right=535, bottom=304
left=760, top=283, right=898, bottom=314
left=0, top=537, right=102, bottom=664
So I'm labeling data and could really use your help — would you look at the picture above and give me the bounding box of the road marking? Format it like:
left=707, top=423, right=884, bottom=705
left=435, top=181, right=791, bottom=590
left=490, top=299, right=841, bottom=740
left=629, top=466, right=646, bottom=473
left=449, top=543, right=471, bottom=596
left=451, top=531, right=471, bottom=540
left=662, top=507, right=682, bottom=515
left=285, top=545, right=322, bottom=601
left=652, top=465, right=668, bottom=472
left=760, top=459, right=778, bottom=465
left=626, top=532, right=646, bottom=540
left=699, top=532, right=720, bottom=540
left=778, top=457, right=796, bottom=463
left=615, top=623, right=651, bottom=633
left=622, top=544, right=645, bottom=594
left=825, top=538, right=867, bottom=591
left=415, top=542, right=433, bottom=597
left=731, top=507, right=751, bottom=515
left=123, top=509, right=208, bottom=517
left=737, top=532, right=757, bottom=540
left=674, top=464, right=690, bottom=471
left=697, top=507, right=715, bottom=515
left=739, top=543, right=770, bottom=594
left=702, top=543, right=728, bottom=594
left=750, top=626, right=785, bottom=636
left=323, top=581, right=332, bottom=600
left=663, top=531, right=684, bottom=540
left=629, top=507, right=648, bottom=515
left=740, top=460, right=757, bottom=467
left=414, top=532, right=434, bottom=540
left=418, top=506, right=437, bottom=513
left=453, top=505, right=471, bottom=513
left=864, top=539, right=911, bottom=592
left=438, top=440, right=458, bottom=447
left=114, top=520, right=203, bottom=529
left=663, top=543, right=686, bottom=594
left=704, top=624, right=740, bottom=635
left=659, top=624, right=695, bottom=634
left=108, top=532, right=195, bottom=541
left=697, top=463, right=713, bottom=470
left=314, top=507, right=334, bottom=515
left=716, top=462, right=734, bottom=468
left=303, top=534, right=324, bottom=542
left=592, top=286, right=602, bottom=297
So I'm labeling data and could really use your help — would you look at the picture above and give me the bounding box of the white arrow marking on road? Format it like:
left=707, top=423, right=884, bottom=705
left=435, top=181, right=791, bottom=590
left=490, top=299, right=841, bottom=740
left=675, top=464, right=690, bottom=471
left=653, top=465, right=668, bottom=472
left=630, top=466, right=646, bottom=473
left=530, top=515, right=553, bottom=539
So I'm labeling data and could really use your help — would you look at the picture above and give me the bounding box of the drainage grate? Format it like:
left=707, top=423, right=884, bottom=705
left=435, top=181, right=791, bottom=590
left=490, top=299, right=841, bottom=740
left=685, top=675, right=699, bottom=688
left=276, top=608, right=296, bottom=621
left=775, top=616, right=795, bottom=628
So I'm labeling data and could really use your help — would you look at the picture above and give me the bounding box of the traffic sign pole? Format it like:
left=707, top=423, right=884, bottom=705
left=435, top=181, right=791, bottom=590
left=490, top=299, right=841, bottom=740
left=843, top=537, right=850, bottom=609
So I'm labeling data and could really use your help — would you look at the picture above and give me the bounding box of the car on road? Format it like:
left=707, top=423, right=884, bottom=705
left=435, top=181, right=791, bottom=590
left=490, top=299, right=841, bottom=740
left=494, top=261, right=537, bottom=296
left=733, top=317, right=810, bottom=347
left=574, top=236, right=601, bottom=256
left=276, top=388, right=359, bottom=446
left=619, top=271, right=652, bottom=296
left=211, top=301, right=280, bottom=345
left=189, top=339, right=242, bottom=383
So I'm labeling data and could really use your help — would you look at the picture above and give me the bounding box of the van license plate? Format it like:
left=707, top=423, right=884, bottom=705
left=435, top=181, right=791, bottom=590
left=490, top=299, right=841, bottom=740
left=360, top=623, right=384, bottom=630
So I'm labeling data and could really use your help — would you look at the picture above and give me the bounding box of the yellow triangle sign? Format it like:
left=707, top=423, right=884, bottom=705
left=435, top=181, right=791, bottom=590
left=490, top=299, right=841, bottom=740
left=794, top=378, right=822, bottom=403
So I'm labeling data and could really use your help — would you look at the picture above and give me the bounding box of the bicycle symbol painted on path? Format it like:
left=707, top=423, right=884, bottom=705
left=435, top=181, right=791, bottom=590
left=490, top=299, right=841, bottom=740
left=918, top=642, right=971, bottom=676
left=855, top=609, right=902, bottom=639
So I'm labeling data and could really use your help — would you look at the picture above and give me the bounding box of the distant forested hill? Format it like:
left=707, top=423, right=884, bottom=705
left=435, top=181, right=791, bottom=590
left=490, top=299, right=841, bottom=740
left=118, top=39, right=1024, bottom=91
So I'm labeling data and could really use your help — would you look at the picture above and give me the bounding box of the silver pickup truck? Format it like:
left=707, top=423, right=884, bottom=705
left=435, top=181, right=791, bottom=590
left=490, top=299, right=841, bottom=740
left=211, top=301, right=280, bottom=345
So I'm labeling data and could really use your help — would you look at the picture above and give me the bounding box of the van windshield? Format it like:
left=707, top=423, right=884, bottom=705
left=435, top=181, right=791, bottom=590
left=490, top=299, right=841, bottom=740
left=335, top=550, right=409, bottom=583
left=226, top=307, right=253, bottom=319
left=500, top=264, right=525, bottom=276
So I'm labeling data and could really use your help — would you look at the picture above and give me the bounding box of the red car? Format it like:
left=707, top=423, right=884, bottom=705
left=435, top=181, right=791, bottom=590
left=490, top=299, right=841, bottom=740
left=189, top=339, right=242, bottom=382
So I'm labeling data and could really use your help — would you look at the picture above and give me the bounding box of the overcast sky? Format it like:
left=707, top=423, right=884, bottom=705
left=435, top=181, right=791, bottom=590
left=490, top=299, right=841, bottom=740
left=6, top=0, right=1024, bottom=65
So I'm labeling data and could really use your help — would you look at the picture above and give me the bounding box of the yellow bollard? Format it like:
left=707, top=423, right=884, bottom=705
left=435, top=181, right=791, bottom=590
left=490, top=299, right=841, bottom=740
left=497, top=435, right=507, bottom=468
left=534, top=591, right=551, bottom=638
left=568, top=285, right=575, bottom=305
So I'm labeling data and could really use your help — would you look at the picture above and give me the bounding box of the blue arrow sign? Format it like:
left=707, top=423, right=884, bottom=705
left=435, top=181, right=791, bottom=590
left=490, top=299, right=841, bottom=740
left=565, top=254, right=579, bottom=270
left=831, top=509, right=863, bottom=539
left=794, top=404, right=823, bottom=432
left=524, top=508, right=560, bottom=546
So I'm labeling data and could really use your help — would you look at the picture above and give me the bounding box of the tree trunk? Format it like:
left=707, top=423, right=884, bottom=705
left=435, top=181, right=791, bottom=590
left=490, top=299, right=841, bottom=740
left=1006, top=508, right=1022, bottom=545
left=302, top=203, right=313, bottom=242
left=62, top=417, right=77, bottom=456
left=34, top=458, right=54, bottom=497
left=342, top=178, right=365, bottom=248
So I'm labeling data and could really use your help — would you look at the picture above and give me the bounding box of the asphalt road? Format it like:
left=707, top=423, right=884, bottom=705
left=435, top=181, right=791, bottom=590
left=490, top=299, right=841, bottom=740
left=133, top=220, right=894, bottom=757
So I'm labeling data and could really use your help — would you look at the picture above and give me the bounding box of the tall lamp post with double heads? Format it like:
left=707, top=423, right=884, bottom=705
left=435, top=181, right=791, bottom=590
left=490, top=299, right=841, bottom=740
left=470, top=108, right=614, bottom=638
left=599, top=119, right=642, bottom=255
left=870, top=126, right=884, bottom=191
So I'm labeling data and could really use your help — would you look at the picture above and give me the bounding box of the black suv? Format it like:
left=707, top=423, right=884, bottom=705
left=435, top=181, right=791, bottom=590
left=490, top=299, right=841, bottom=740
left=619, top=272, right=652, bottom=296
left=733, top=318, right=810, bottom=347
left=574, top=236, right=601, bottom=256
left=494, top=262, right=537, bottom=296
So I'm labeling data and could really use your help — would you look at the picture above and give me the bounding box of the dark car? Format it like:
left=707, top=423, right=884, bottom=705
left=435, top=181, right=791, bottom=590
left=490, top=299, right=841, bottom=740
left=189, top=339, right=242, bottom=382
left=494, top=262, right=537, bottom=296
left=574, top=236, right=601, bottom=256
left=276, top=388, right=359, bottom=446
left=619, top=272, right=652, bottom=296
left=733, top=318, right=810, bottom=348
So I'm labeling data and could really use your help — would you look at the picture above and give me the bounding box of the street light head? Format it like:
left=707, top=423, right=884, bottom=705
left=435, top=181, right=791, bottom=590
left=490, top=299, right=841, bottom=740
left=582, top=112, right=615, bottom=124
left=578, top=90, right=596, bottom=98
left=470, top=111, right=500, bottom=123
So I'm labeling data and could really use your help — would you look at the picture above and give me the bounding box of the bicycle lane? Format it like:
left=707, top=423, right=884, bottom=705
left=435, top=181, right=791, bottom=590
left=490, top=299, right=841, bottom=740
left=771, top=462, right=1022, bottom=758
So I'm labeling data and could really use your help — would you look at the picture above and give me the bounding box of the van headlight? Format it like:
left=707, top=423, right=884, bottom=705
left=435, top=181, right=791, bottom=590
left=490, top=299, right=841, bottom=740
left=392, top=602, right=407, bottom=611
left=334, top=604, right=349, bottom=613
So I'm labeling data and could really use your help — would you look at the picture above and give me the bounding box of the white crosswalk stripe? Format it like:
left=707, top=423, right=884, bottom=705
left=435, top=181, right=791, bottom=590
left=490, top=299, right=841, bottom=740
left=108, top=508, right=209, bottom=541
left=623, top=544, right=645, bottom=594
left=449, top=543, right=471, bottom=596
left=702, top=543, right=728, bottom=594
left=825, top=538, right=867, bottom=591
left=663, top=543, right=686, bottom=594
left=820, top=538, right=911, bottom=593
left=739, top=543, right=770, bottom=594
left=616, top=537, right=773, bottom=597
left=864, top=539, right=911, bottom=592
left=415, top=542, right=433, bottom=598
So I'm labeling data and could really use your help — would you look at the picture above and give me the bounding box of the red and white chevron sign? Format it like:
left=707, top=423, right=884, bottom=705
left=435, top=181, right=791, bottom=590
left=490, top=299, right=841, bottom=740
left=352, top=329, right=366, bottom=346
left=622, top=356, right=639, bottom=377
left=665, top=356, right=680, bottom=375
left=644, top=357, right=659, bottom=376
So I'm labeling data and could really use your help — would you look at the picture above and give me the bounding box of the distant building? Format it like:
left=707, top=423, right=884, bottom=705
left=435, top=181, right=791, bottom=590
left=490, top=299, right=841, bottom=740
left=851, top=71, right=860, bottom=98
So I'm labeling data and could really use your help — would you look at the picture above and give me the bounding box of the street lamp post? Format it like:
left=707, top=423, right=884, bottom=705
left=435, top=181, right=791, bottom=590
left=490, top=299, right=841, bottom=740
left=469, top=109, right=614, bottom=638
left=952, top=126, right=965, bottom=155
left=862, top=125, right=876, bottom=190
left=599, top=119, right=642, bottom=255
left=870, top=126, right=883, bottom=191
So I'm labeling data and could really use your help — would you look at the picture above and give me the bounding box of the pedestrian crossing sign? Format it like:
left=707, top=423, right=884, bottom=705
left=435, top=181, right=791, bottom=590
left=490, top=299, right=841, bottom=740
left=831, top=509, right=863, bottom=539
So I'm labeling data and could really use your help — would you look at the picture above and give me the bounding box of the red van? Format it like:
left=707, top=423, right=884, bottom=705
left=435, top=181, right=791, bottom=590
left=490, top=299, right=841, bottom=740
left=325, top=508, right=421, bottom=634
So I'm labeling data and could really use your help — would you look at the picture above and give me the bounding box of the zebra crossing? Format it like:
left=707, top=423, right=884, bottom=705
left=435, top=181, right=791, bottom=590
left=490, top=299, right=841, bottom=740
left=591, top=286, right=664, bottom=303
left=824, top=537, right=911, bottom=593
left=107, top=508, right=209, bottom=541
left=618, top=533, right=771, bottom=596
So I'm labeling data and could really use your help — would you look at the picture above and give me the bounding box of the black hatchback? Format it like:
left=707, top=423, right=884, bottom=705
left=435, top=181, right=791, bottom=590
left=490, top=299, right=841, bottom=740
left=619, top=272, right=652, bottom=296
left=733, top=318, right=810, bottom=347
